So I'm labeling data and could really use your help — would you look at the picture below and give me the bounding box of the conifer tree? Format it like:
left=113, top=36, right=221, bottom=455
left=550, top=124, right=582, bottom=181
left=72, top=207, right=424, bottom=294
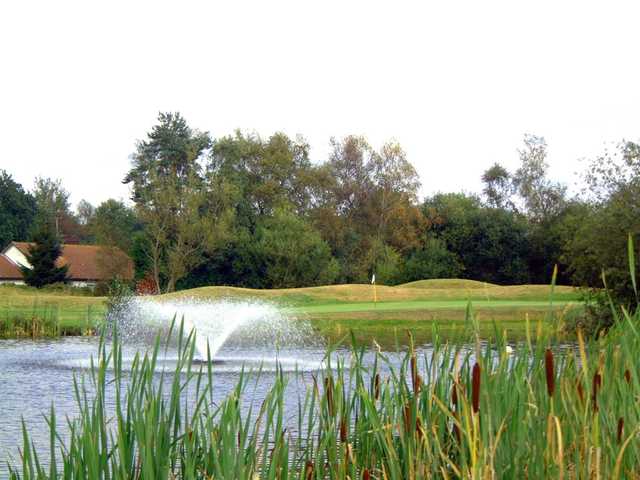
left=21, top=227, right=69, bottom=287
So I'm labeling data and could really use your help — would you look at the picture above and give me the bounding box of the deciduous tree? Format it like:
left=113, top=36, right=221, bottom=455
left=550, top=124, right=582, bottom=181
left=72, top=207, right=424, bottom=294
left=124, top=112, right=230, bottom=293
left=0, top=171, right=36, bottom=248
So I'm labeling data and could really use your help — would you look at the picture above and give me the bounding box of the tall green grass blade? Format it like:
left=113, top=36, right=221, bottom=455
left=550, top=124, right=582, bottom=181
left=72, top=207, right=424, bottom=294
left=629, top=233, right=638, bottom=303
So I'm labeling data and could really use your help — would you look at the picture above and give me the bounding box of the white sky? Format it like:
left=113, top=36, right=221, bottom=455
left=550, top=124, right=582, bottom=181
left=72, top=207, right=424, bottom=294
left=1, top=1, right=639, bottom=208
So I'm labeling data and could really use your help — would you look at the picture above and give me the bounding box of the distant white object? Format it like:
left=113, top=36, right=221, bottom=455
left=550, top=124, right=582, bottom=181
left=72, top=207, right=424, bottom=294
left=371, top=274, right=376, bottom=284
left=505, top=345, right=514, bottom=354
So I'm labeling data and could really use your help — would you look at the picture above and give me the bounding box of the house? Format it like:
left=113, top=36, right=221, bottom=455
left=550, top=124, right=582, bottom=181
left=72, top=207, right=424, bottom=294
left=0, top=254, right=23, bottom=284
left=0, top=242, right=134, bottom=287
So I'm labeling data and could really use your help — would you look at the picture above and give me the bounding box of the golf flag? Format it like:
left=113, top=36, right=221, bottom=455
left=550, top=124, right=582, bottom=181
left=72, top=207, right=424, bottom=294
left=372, top=273, right=377, bottom=305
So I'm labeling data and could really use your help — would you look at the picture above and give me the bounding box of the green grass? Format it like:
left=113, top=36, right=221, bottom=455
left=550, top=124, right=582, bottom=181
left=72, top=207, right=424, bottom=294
left=0, top=285, right=105, bottom=337
left=0, top=281, right=582, bottom=339
left=166, top=282, right=581, bottom=306
left=288, top=299, right=573, bottom=314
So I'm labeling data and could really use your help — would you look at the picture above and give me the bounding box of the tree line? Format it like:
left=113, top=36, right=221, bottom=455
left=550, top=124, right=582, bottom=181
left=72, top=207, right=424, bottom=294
left=2, top=113, right=639, bottom=303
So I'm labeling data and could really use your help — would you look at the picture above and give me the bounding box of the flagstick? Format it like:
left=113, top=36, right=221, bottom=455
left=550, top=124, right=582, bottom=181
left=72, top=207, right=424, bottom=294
left=372, top=274, right=377, bottom=308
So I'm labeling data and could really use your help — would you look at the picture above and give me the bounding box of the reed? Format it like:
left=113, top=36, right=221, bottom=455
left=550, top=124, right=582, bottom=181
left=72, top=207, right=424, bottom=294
left=0, top=302, right=97, bottom=338
left=8, top=303, right=640, bottom=478
left=0, top=303, right=60, bottom=338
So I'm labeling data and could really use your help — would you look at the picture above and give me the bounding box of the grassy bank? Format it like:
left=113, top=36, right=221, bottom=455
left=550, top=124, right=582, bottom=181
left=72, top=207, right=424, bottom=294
left=168, top=281, right=580, bottom=340
left=0, top=285, right=104, bottom=337
left=0, top=280, right=581, bottom=339
left=165, top=280, right=581, bottom=305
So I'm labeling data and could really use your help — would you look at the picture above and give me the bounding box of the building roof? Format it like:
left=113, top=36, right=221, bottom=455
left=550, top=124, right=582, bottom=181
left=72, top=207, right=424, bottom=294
left=0, top=254, right=22, bottom=279
left=5, top=242, right=134, bottom=282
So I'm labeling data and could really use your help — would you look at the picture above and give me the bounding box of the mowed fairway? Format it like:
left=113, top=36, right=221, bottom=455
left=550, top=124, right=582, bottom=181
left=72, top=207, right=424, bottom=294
left=167, top=279, right=582, bottom=342
left=0, top=279, right=582, bottom=340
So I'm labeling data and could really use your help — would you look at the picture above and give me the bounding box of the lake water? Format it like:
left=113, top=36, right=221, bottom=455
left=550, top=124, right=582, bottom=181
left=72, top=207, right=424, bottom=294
left=0, top=334, right=441, bottom=474
left=2, top=296, right=545, bottom=475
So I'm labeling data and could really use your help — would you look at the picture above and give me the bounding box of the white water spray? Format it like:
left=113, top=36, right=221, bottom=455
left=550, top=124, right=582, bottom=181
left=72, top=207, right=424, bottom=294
left=110, top=297, right=315, bottom=359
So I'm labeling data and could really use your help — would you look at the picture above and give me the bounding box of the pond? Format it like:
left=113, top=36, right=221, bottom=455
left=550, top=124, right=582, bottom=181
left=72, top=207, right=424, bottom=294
left=0, top=298, right=458, bottom=474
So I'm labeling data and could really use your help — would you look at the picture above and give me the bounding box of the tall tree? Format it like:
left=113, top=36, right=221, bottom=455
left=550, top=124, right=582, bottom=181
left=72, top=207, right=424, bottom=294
left=76, top=200, right=95, bottom=226
left=565, top=140, right=640, bottom=302
left=314, top=136, right=424, bottom=283
left=91, top=199, right=139, bottom=253
left=0, top=170, right=36, bottom=248
left=124, top=112, right=211, bottom=202
left=512, top=135, right=567, bottom=221
left=32, top=177, right=72, bottom=235
left=255, top=209, right=338, bottom=288
left=20, top=226, right=69, bottom=287
left=207, top=131, right=315, bottom=220
left=124, top=112, right=230, bottom=292
left=368, top=140, right=424, bottom=252
left=482, top=163, right=514, bottom=209
left=423, top=193, right=531, bottom=284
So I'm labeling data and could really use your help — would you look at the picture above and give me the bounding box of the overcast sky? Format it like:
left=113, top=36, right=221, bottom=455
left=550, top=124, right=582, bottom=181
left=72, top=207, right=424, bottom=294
left=1, top=1, right=639, bottom=208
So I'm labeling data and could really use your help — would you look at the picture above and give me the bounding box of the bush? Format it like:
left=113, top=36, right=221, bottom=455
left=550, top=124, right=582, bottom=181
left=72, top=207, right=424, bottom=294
left=400, top=239, right=463, bottom=283
left=563, top=290, right=616, bottom=338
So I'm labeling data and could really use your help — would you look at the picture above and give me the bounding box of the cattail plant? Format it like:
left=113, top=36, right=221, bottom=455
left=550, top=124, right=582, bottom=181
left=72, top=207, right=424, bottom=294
left=410, top=353, right=422, bottom=393
left=472, top=362, right=481, bottom=414
left=617, top=417, right=624, bottom=444
left=304, top=461, right=314, bottom=480
left=403, top=403, right=412, bottom=433
left=451, top=381, right=459, bottom=410
left=592, top=372, right=602, bottom=412
left=576, top=378, right=585, bottom=404
left=324, top=376, right=335, bottom=417
left=339, top=417, right=347, bottom=443
left=545, top=349, right=555, bottom=397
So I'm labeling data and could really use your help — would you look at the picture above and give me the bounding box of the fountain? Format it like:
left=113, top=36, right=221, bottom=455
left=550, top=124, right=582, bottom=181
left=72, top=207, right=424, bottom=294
left=108, top=296, right=317, bottom=360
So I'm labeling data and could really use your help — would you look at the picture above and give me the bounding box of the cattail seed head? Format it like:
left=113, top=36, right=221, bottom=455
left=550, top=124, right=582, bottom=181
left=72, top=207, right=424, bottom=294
left=576, top=379, right=585, bottom=404
left=374, top=373, right=380, bottom=401
left=545, top=349, right=555, bottom=397
left=472, top=363, right=481, bottom=414
left=340, top=417, right=347, bottom=443
left=324, top=377, right=335, bottom=417
left=416, top=416, right=424, bottom=440
left=453, top=422, right=461, bottom=443
left=411, top=354, right=418, bottom=391
left=624, top=369, right=631, bottom=385
left=403, top=403, right=411, bottom=432
left=305, top=461, right=314, bottom=480
left=362, top=468, right=371, bottom=480
left=451, top=381, right=458, bottom=409
left=415, top=374, right=423, bottom=394
left=592, top=372, right=602, bottom=413
left=617, top=417, right=624, bottom=444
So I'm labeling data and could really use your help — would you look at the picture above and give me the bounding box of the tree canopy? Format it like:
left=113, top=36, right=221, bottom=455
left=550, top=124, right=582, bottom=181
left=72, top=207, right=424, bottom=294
left=4, top=113, right=639, bottom=304
left=0, top=170, right=36, bottom=249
